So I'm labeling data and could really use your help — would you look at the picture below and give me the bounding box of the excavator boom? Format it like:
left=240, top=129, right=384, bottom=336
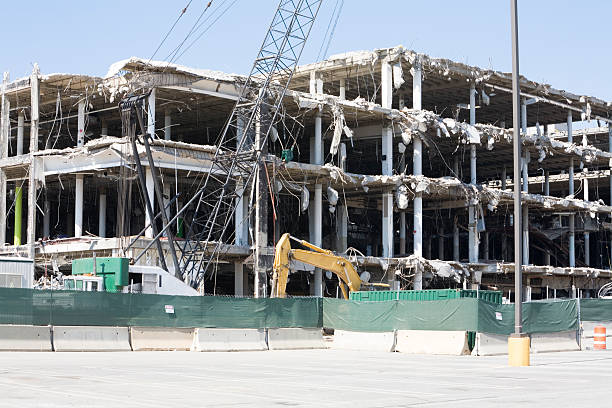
left=272, top=233, right=362, bottom=299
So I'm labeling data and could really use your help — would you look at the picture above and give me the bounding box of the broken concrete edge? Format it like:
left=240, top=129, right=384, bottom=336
left=287, top=88, right=612, bottom=166
left=275, top=160, right=612, bottom=216
left=292, top=45, right=610, bottom=113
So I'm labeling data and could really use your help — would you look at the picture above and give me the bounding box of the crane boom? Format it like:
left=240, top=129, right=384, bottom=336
left=175, top=0, right=323, bottom=292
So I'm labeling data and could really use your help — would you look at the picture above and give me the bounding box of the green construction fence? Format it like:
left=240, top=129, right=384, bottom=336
left=0, top=288, right=322, bottom=329
left=0, top=288, right=608, bottom=334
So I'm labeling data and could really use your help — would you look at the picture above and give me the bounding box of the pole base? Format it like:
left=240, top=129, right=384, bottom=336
left=508, top=336, right=530, bottom=366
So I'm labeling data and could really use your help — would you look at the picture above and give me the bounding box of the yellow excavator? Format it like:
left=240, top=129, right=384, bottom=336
left=271, top=233, right=388, bottom=299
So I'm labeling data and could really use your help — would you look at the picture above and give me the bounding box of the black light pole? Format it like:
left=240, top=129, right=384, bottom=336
left=509, top=0, right=529, bottom=366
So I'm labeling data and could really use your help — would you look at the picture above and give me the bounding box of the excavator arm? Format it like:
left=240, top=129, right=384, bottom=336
left=271, top=233, right=362, bottom=299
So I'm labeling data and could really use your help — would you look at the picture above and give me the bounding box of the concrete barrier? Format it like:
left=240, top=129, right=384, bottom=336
left=531, top=330, right=580, bottom=353
left=130, top=327, right=194, bottom=351
left=395, top=330, right=470, bottom=355
left=331, top=330, right=396, bottom=352
left=192, top=328, right=268, bottom=352
left=267, top=328, right=326, bottom=350
left=53, top=326, right=131, bottom=352
left=0, top=325, right=52, bottom=351
left=471, top=332, right=511, bottom=356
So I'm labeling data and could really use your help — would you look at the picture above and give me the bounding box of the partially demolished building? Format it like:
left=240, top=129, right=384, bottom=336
left=1, top=45, right=611, bottom=299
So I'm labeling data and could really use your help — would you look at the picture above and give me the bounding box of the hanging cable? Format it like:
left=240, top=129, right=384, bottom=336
left=321, top=0, right=344, bottom=60
left=173, top=0, right=240, bottom=63
left=164, top=1, right=216, bottom=64
left=148, top=0, right=194, bottom=63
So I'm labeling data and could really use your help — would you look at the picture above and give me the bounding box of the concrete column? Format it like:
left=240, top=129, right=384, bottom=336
left=339, top=78, right=346, bottom=100
left=483, top=232, right=489, bottom=261
left=521, top=101, right=529, bottom=266
left=468, top=84, right=478, bottom=264
left=544, top=169, right=551, bottom=264
left=77, top=101, right=85, bottom=147
left=17, top=112, right=24, bottom=155
left=525, top=283, right=532, bottom=302
left=99, top=188, right=107, bottom=238
left=453, top=217, right=459, bottom=262
left=312, top=183, right=322, bottom=296
left=145, top=168, right=155, bottom=238
left=501, top=167, right=507, bottom=190
left=164, top=111, right=171, bottom=141
left=75, top=174, right=84, bottom=238
left=411, top=59, right=423, bottom=289
left=235, top=117, right=248, bottom=246
left=399, top=212, right=406, bottom=255
left=336, top=143, right=348, bottom=252
left=522, top=153, right=529, bottom=266
left=380, top=58, right=395, bottom=290
left=337, top=205, right=348, bottom=253
left=0, top=72, right=8, bottom=245
left=147, top=88, right=156, bottom=137
left=382, top=126, right=394, bottom=259
left=522, top=205, right=529, bottom=265
left=609, top=126, right=612, bottom=268
left=568, top=111, right=575, bottom=267
left=235, top=180, right=246, bottom=246
left=234, top=262, right=244, bottom=297
left=583, top=168, right=590, bottom=266
left=309, top=72, right=323, bottom=297
left=27, top=64, right=40, bottom=258
left=43, top=198, right=50, bottom=239
left=101, top=120, right=108, bottom=137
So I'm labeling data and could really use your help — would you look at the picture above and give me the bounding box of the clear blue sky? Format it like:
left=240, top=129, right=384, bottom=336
left=2, top=1, right=610, bottom=101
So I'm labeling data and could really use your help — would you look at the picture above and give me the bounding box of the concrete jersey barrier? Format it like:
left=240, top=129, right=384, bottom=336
left=395, top=330, right=470, bottom=355
left=130, top=327, right=194, bottom=351
left=530, top=330, right=580, bottom=353
left=53, top=326, right=131, bottom=352
left=267, top=328, right=326, bottom=350
left=192, top=328, right=268, bottom=352
left=0, top=325, right=52, bottom=351
left=331, top=330, right=396, bottom=352
left=472, top=332, right=511, bottom=356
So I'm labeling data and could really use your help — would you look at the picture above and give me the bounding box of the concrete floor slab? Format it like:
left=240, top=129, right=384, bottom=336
left=0, top=349, right=610, bottom=407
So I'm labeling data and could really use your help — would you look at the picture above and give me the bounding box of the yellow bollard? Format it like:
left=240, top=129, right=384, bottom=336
left=508, top=335, right=530, bottom=366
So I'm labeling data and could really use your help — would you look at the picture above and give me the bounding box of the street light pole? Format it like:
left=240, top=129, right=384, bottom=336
left=509, top=0, right=530, bottom=366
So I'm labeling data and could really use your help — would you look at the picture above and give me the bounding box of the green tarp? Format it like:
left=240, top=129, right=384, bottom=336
left=0, top=288, right=599, bottom=333
left=324, top=298, right=577, bottom=334
left=580, top=298, right=612, bottom=322
left=0, top=288, right=322, bottom=329
left=323, top=298, right=479, bottom=332
left=477, top=299, right=579, bottom=335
